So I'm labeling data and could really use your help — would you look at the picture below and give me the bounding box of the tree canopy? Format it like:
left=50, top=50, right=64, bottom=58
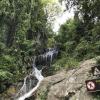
left=0, top=0, right=49, bottom=92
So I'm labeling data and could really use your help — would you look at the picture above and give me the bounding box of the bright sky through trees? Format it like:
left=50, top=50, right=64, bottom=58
left=42, top=0, right=74, bottom=32
left=53, top=1, right=74, bottom=32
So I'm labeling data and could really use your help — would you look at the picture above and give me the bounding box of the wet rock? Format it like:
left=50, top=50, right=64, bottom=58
left=0, top=85, right=17, bottom=100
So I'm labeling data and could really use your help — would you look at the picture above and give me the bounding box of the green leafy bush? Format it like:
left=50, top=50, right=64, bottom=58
left=0, top=70, right=13, bottom=92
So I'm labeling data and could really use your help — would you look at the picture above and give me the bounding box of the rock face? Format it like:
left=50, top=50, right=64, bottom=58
left=36, top=58, right=98, bottom=100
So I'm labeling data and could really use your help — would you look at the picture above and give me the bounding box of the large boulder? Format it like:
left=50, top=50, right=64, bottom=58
left=36, top=58, right=98, bottom=100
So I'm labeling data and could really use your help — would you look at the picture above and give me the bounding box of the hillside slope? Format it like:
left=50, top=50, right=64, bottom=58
left=35, top=58, right=99, bottom=100
left=0, top=57, right=100, bottom=100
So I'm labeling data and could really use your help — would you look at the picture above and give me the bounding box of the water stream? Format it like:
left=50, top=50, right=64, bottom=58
left=16, top=48, right=58, bottom=100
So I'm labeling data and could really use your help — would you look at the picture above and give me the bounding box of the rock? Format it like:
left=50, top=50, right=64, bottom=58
left=0, top=81, right=24, bottom=100
left=36, top=58, right=98, bottom=100
left=0, top=85, right=17, bottom=100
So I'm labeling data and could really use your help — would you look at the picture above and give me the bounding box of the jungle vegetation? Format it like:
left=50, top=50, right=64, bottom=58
left=0, top=0, right=100, bottom=93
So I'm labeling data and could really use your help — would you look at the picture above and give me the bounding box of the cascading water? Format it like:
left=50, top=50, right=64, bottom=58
left=15, top=48, right=58, bottom=100
left=17, top=66, right=44, bottom=100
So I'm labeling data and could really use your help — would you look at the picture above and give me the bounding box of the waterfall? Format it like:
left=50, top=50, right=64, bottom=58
left=17, top=66, right=44, bottom=100
left=35, top=48, right=58, bottom=66
left=15, top=48, right=58, bottom=100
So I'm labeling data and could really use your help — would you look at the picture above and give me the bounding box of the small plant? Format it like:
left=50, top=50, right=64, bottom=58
left=39, top=90, right=47, bottom=100
left=92, top=92, right=100, bottom=100
left=96, top=57, right=100, bottom=66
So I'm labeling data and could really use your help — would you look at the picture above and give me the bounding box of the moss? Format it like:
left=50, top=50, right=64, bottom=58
left=0, top=86, right=17, bottom=99
left=39, top=90, right=47, bottom=100
left=6, top=86, right=16, bottom=96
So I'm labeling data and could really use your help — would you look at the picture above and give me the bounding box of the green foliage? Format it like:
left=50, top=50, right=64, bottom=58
left=39, top=90, right=47, bottom=100
left=0, top=70, right=13, bottom=82
left=54, top=6, right=100, bottom=70
left=44, top=0, right=100, bottom=78
left=61, top=0, right=100, bottom=23
left=56, top=19, right=76, bottom=43
left=0, top=55, right=16, bottom=72
left=51, top=53, right=79, bottom=72
left=0, top=70, right=13, bottom=92
left=74, top=38, right=92, bottom=60
left=92, top=92, right=100, bottom=100
left=0, top=0, right=49, bottom=93
left=96, top=57, right=100, bottom=66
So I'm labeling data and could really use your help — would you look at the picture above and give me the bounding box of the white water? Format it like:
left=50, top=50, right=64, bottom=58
left=17, top=66, right=44, bottom=100
left=16, top=48, right=58, bottom=100
left=41, top=48, right=58, bottom=62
